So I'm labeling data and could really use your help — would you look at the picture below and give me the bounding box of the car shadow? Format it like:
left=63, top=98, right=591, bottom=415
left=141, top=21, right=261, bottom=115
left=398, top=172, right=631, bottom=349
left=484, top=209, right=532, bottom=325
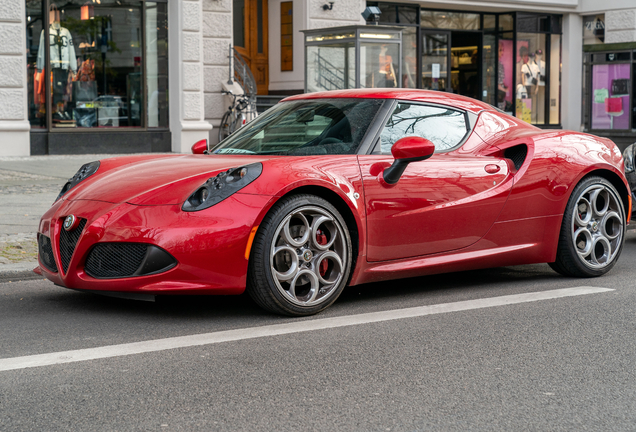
left=40, top=263, right=562, bottom=322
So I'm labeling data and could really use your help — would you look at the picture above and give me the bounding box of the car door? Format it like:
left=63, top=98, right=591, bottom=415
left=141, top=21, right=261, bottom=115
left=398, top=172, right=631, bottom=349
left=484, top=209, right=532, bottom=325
left=359, top=102, right=514, bottom=262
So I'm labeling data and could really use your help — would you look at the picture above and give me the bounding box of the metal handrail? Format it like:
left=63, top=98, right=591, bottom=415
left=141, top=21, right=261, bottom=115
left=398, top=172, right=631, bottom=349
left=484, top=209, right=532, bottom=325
left=315, top=52, right=346, bottom=90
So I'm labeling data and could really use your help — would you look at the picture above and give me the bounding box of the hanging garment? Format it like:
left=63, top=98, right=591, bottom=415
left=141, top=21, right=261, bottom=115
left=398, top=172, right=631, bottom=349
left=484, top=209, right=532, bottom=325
left=36, top=25, right=77, bottom=72
left=33, top=70, right=45, bottom=105
left=75, top=59, right=95, bottom=82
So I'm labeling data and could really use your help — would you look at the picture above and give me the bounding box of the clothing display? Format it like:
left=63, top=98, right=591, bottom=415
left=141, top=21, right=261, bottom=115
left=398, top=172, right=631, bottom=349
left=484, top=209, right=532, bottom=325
left=36, top=24, right=77, bottom=72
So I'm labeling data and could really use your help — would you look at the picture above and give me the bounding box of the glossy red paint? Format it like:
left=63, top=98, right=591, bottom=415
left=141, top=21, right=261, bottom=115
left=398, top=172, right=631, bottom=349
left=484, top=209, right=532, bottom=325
left=36, top=89, right=631, bottom=303
left=191, top=139, right=209, bottom=155
left=391, top=136, right=435, bottom=160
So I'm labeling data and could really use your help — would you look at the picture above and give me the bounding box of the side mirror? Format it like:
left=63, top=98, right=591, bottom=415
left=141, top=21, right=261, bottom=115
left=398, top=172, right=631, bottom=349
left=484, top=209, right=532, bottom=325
left=383, top=136, right=435, bottom=185
left=191, top=139, right=208, bottom=155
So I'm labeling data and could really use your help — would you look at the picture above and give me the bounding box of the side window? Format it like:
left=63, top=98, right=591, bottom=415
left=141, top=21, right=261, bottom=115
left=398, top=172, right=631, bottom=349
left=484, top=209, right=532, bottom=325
left=378, top=103, right=469, bottom=153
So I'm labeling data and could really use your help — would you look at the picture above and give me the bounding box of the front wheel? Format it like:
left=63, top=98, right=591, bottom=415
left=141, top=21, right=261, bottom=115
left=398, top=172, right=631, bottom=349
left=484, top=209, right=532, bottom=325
left=550, top=176, right=626, bottom=277
left=247, top=194, right=352, bottom=316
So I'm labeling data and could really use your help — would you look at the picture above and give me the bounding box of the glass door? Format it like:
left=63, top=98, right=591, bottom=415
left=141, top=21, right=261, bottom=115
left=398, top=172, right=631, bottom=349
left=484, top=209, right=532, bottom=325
left=421, top=31, right=449, bottom=92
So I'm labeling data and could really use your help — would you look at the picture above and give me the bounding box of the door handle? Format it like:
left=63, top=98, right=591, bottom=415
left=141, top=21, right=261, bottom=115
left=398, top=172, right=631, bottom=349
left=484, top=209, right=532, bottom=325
left=484, top=164, right=501, bottom=174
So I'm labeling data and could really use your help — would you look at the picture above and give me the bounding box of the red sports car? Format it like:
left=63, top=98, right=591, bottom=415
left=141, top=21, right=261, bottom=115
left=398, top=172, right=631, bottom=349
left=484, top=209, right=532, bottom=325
left=37, top=89, right=631, bottom=316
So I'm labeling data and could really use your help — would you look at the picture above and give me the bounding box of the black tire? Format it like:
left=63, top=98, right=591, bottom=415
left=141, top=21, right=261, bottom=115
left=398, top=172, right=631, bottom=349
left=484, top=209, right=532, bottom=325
left=247, top=194, right=353, bottom=316
left=549, top=176, right=626, bottom=277
left=218, top=110, right=233, bottom=143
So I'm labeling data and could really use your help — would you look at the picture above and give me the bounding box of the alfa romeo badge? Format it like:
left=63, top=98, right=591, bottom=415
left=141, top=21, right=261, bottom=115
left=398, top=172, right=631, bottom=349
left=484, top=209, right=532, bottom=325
left=63, top=215, right=79, bottom=231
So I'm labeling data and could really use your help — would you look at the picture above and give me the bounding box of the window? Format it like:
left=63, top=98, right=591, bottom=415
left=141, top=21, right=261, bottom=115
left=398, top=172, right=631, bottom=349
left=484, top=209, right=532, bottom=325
left=378, top=103, right=468, bottom=153
left=26, top=0, right=169, bottom=131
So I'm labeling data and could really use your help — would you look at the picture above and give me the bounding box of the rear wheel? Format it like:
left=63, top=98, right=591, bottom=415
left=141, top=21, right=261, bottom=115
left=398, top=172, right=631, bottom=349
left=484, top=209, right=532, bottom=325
left=550, top=176, right=626, bottom=277
left=247, top=194, right=352, bottom=316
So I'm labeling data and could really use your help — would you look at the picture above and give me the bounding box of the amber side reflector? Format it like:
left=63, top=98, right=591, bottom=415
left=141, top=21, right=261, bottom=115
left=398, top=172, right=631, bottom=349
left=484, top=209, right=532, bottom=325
left=244, top=226, right=259, bottom=260
left=627, top=195, right=632, bottom=225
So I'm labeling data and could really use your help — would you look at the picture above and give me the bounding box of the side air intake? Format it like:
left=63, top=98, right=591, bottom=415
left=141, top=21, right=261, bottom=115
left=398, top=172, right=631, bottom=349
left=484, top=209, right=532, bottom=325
left=504, top=145, right=528, bottom=170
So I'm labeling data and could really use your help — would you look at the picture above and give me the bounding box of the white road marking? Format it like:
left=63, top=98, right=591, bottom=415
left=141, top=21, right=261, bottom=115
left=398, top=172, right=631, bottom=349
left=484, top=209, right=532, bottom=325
left=0, top=286, right=613, bottom=372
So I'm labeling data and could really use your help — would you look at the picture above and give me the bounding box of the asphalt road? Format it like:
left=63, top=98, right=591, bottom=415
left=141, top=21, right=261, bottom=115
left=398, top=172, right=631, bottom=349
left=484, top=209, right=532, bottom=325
left=2, top=231, right=636, bottom=431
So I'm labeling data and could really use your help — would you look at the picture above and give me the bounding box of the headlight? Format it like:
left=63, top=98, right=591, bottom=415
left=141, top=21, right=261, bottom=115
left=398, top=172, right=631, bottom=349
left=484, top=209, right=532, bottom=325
left=624, top=144, right=635, bottom=173
left=55, top=161, right=100, bottom=202
left=182, top=163, right=263, bottom=212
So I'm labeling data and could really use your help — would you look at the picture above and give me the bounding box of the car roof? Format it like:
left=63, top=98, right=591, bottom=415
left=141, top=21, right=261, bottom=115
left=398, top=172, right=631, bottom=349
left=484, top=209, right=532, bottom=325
left=281, top=89, right=493, bottom=114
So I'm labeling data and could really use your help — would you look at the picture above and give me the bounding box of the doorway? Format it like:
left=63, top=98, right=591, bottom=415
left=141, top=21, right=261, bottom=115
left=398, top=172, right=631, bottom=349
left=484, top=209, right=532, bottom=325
left=233, top=0, right=269, bottom=94
left=421, top=30, right=482, bottom=100
left=450, top=31, right=482, bottom=100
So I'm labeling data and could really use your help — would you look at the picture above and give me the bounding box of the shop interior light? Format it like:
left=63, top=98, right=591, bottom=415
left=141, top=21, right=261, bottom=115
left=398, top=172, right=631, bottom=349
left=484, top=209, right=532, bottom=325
left=81, top=4, right=94, bottom=20
left=360, top=33, right=394, bottom=39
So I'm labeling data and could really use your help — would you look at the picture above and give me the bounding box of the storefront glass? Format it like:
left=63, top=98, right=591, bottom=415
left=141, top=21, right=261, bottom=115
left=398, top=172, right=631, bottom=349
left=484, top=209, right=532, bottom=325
left=549, top=34, right=561, bottom=125
left=361, top=42, right=400, bottom=88
left=46, top=0, right=143, bottom=129
left=306, top=45, right=355, bottom=92
left=515, top=33, right=546, bottom=124
left=482, top=33, right=496, bottom=106
left=421, top=32, right=447, bottom=91
left=420, top=11, right=479, bottom=30
left=146, top=1, right=169, bottom=128
left=27, top=0, right=46, bottom=129
left=26, top=0, right=168, bottom=132
left=498, top=32, right=514, bottom=114
left=590, top=63, right=630, bottom=130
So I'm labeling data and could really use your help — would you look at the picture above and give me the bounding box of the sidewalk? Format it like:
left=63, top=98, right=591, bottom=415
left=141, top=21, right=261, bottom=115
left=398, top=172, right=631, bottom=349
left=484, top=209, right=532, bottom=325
left=0, top=154, right=165, bottom=282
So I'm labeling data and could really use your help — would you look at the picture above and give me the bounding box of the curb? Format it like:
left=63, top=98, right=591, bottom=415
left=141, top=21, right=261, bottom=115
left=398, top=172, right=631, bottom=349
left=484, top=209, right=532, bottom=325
left=0, top=262, right=44, bottom=283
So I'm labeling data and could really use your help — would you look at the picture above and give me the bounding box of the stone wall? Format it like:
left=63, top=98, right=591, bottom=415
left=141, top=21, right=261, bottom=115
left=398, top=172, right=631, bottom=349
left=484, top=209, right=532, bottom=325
left=308, top=0, right=365, bottom=29
left=202, top=0, right=232, bottom=145
left=0, top=0, right=29, bottom=156
left=169, top=0, right=212, bottom=153
left=605, top=9, right=636, bottom=44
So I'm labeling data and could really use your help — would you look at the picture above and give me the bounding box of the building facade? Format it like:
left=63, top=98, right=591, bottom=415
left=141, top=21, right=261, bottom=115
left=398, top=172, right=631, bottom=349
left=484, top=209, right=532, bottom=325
left=2, top=0, right=636, bottom=156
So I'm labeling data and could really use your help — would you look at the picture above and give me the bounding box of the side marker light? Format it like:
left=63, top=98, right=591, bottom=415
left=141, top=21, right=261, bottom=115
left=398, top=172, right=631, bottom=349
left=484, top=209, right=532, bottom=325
left=244, top=226, right=259, bottom=260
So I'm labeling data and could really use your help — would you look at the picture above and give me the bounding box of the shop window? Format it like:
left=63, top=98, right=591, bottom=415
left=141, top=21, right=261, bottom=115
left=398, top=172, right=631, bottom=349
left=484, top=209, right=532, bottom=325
left=591, top=63, right=631, bottom=130
left=497, top=33, right=514, bottom=115
left=549, top=34, right=560, bottom=125
left=420, top=11, right=480, bottom=30
left=27, top=0, right=46, bottom=129
left=360, top=42, right=400, bottom=88
left=146, top=1, right=169, bottom=128
left=515, top=33, right=547, bottom=125
left=367, top=2, right=418, bottom=25
left=421, top=33, right=448, bottom=91
left=26, top=0, right=168, bottom=131
left=306, top=45, right=355, bottom=92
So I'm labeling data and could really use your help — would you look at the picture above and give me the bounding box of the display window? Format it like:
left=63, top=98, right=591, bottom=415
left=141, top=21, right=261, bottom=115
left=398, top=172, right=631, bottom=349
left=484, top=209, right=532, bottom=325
left=366, top=4, right=562, bottom=127
left=26, top=0, right=169, bottom=131
left=584, top=52, right=633, bottom=131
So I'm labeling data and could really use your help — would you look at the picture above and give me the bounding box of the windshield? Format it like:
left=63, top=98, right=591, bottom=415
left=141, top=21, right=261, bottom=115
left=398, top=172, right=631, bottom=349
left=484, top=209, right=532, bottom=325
left=211, top=98, right=385, bottom=155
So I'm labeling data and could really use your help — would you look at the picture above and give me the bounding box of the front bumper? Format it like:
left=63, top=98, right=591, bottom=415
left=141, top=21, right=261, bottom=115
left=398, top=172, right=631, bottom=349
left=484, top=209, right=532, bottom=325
left=37, top=193, right=272, bottom=295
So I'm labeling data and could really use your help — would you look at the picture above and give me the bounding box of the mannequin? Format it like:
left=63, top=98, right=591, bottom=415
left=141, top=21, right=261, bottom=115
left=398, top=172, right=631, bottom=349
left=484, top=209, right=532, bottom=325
left=533, top=49, right=546, bottom=123
left=36, top=5, right=77, bottom=123
left=378, top=45, right=397, bottom=88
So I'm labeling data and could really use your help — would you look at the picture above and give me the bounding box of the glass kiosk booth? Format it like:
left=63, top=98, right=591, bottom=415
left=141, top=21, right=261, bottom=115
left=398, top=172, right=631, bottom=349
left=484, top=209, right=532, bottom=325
left=303, top=25, right=404, bottom=92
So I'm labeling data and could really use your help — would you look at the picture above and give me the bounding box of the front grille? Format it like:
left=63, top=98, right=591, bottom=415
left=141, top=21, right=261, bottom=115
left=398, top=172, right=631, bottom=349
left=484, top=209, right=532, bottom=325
left=38, top=235, right=57, bottom=273
left=59, top=218, right=87, bottom=274
left=85, top=243, right=148, bottom=279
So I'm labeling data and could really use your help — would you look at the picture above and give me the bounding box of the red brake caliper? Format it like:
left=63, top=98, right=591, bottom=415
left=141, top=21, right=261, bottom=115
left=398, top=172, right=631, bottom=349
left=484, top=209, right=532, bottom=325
left=316, top=229, right=328, bottom=277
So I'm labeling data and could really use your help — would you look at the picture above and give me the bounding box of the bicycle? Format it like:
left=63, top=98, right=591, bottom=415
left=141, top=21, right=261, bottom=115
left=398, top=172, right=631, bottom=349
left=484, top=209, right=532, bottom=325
left=218, top=90, right=254, bottom=142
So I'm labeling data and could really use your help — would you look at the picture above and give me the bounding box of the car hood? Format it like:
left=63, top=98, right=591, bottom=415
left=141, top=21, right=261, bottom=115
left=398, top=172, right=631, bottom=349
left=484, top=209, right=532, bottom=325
left=64, top=155, right=274, bottom=205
